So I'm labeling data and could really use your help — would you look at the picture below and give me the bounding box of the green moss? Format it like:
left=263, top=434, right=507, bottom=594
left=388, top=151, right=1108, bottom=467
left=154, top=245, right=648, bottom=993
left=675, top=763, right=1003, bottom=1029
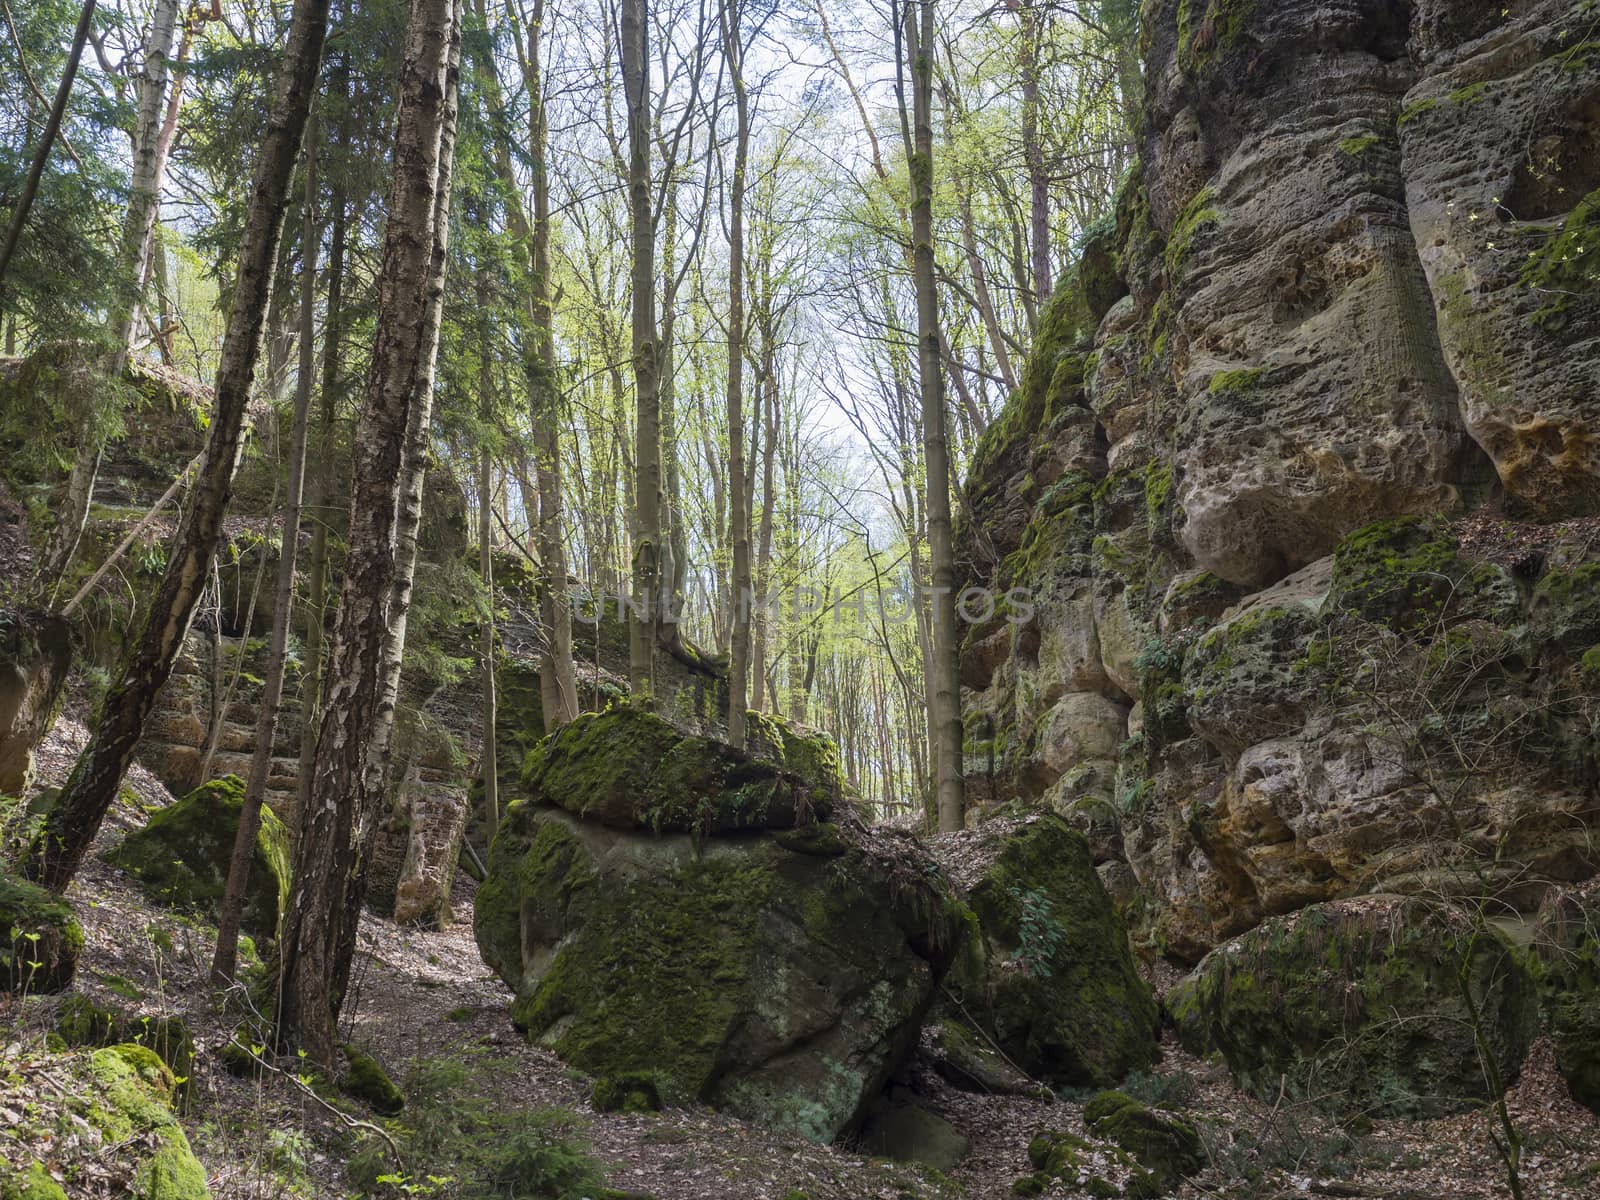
left=1164, top=188, right=1220, bottom=275
left=1207, top=366, right=1264, bottom=397
left=1338, top=134, right=1379, bottom=157
left=1083, top=1090, right=1203, bottom=1189
left=1448, top=81, right=1490, bottom=104
left=1178, top=0, right=1257, bottom=73
left=82, top=1045, right=210, bottom=1198
left=0, top=872, right=83, bottom=993
left=1328, top=516, right=1519, bottom=630
left=592, top=1071, right=663, bottom=1113
left=969, top=289, right=1090, bottom=493
left=1581, top=646, right=1600, bottom=676
left=1397, top=97, right=1437, bottom=127
left=0, top=1163, right=67, bottom=1200
left=107, top=775, right=290, bottom=941
left=340, top=1044, right=404, bottom=1116
left=523, top=707, right=838, bottom=835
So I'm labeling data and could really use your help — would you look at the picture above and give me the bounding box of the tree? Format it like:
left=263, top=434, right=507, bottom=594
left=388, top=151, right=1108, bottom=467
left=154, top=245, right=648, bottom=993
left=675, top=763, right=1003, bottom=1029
left=34, top=0, right=182, bottom=596
left=210, top=106, right=323, bottom=987
left=275, top=0, right=462, bottom=1066
left=622, top=0, right=661, bottom=702
left=899, top=0, right=964, bottom=831
left=22, top=0, right=333, bottom=891
left=721, top=0, right=751, bottom=746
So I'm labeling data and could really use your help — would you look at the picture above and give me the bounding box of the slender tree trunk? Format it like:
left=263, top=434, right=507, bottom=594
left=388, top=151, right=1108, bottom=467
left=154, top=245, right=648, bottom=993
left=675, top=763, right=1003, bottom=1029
left=0, top=0, right=97, bottom=296
left=296, top=121, right=346, bottom=820
left=477, top=268, right=499, bottom=834
left=901, top=0, right=964, bottom=831
left=722, top=0, right=751, bottom=745
left=750, top=334, right=777, bottom=715
left=36, top=0, right=181, bottom=595
left=211, top=113, right=321, bottom=987
left=513, top=0, right=578, bottom=728
left=276, top=0, right=460, bottom=1065
left=24, top=0, right=332, bottom=891
left=1021, top=13, right=1049, bottom=308
left=622, top=0, right=660, bottom=704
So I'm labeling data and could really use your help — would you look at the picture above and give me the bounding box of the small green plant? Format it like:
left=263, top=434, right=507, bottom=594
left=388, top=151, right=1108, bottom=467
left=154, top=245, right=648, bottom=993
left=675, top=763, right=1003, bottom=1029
left=1007, top=888, right=1064, bottom=979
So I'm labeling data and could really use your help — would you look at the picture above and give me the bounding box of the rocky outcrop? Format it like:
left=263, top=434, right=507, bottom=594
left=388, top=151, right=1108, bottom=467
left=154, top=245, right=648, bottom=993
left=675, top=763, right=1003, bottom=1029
left=475, top=707, right=966, bottom=1143
left=107, top=775, right=291, bottom=942
left=935, top=815, right=1158, bottom=1087
left=958, top=0, right=1600, bottom=967
left=0, top=610, right=70, bottom=798
left=0, top=872, right=82, bottom=994
left=1166, top=897, right=1537, bottom=1118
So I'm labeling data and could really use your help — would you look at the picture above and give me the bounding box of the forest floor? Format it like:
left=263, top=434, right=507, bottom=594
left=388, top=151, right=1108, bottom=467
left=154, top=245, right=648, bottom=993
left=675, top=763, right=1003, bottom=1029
left=3, top=702, right=1600, bottom=1199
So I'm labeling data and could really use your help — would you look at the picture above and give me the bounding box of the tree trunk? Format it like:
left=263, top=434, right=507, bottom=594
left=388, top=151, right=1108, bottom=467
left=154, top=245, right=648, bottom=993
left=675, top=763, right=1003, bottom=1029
left=35, top=0, right=181, bottom=596
left=478, top=268, right=499, bottom=835
left=275, top=0, right=460, bottom=1065
left=296, top=108, right=346, bottom=820
left=23, top=0, right=332, bottom=891
left=901, top=0, right=964, bottom=832
left=211, top=112, right=320, bottom=987
left=750, top=331, right=777, bottom=715
left=622, top=0, right=660, bottom=704
left=514, top=0, right=578, bottom=729
left=722, top=0, right=751, bottom=746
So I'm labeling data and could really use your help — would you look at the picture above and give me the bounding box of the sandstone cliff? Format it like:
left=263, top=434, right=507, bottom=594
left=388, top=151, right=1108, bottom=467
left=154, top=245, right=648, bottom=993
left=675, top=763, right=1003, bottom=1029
left=959, top=0, right=1600, bottom=961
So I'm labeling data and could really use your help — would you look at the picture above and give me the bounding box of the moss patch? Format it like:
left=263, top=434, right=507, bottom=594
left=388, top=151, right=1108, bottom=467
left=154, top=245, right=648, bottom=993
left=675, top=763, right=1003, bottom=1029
left=340, top=1044, right=404, bottom=1116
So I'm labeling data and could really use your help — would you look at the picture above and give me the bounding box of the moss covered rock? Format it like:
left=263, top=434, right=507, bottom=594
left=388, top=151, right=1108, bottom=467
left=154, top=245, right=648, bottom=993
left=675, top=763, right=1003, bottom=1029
left=1532, top=880, right=1600, bottom=1114
left=0, top=872, right=82, bottom=994
left=339, top=1044, right=404, bottom=1116
left=53, top=995, right=196, bottom=1111
left=939, top=814, right=1158, bottom=1086
left=107, top=775, right=290, bottom=941
left=476, top=717, right=963, bottom=1143
left=1171, top=897, right=1537, bottom=1117
left=520, top=706, right=839, bottom=834
left=1327, top=517, right=1519, bottom=632
left=87, top=1045, right=211, bottom=1198
left=1082, top=1090, right=1203, bottom=1193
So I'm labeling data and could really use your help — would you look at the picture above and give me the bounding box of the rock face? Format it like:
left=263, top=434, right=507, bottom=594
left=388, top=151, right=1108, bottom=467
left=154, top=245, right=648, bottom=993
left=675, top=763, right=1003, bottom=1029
left=936, top=815, right=1158, bottom=1087
left=475, top=707, right=965, bottom=1143
left=107, top=776, right=291, bottom=941
left=0, top=872, right=82, bottom=994
left=958, top=0, right=1600, bottom=970
left=1166, top=897, right=1537, bottom=1118
left=0, top=610, right=71, bottom=797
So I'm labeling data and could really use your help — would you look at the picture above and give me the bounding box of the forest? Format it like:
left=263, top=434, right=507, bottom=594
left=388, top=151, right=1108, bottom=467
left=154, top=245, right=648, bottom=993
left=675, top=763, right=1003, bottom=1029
left=2, top=0, right=1600, bottom=1198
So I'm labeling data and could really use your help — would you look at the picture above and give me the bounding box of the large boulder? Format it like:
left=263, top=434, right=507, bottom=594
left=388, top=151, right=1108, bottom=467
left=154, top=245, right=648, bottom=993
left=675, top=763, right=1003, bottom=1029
left=475, top=707, right=965, bottom=1143
left=107, top=775, right=290, bottom=941
left=1166, top=897, right=1538, bottom=1117
left=0, top=610, right=71, bottom=796
left=0, top=873, right=82, bottom=994
left=1532, top=879, right=1600, bottom=1114
left=936, top=814, right=1158, bottom=1086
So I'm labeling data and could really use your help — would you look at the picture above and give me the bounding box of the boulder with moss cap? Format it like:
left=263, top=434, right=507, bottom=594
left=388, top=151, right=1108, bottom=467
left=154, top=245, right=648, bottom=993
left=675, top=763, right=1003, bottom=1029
left=107, top=775, right=290, bottom=941
left=475, top=705, right=967, bottom=1143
